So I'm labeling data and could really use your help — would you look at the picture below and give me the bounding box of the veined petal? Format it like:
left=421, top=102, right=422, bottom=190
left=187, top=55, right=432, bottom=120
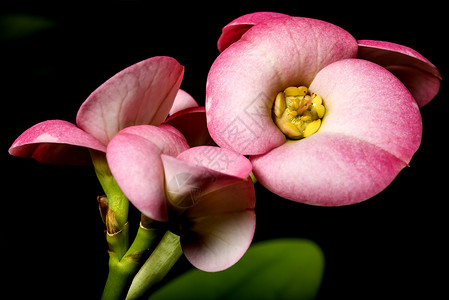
left=165, top=107, right=213, bottom=147
left=107, top=132, right=168, bottom=221
left=77, top=56, right=184, bottom=145
left=358, top=40, right=441, bottom=107
left=207, top=16, right=358, bottom=155
left=169, top=89, right=198, bottom=116
left=9, top=120, right=105, bottom=165
left=181, top=180, right=256, bottom=272
left=251, top=133, right=407, bottom=206
left=217, top=12, right=288, bottom=52
left=309, top=58, right=422, bottom=164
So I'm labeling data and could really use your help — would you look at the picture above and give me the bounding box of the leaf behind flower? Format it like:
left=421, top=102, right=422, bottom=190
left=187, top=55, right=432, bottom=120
left=150, top=238, right=324, bottom=300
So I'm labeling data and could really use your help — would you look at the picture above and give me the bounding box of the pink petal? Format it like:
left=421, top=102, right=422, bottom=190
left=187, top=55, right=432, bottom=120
left=182, top=210, right=256, bottom=272
left=206, top=16, right=358, bottom=155
left=181, top=180, right=256, bottom=272
left=217, top=12, right=288, bottom=52
left=251, top=133, right=407, bottom=206
left=176, top=146, right=252, bottom=179
left=309, top=59, right=422, bottom=164
left=161, top=153, right=246, bottom=210
left=165, top=107, right=213, bottom=147
left=9, top=120, right=106, bottom=165
left=76, top=56, right=184, bottom=145
left=252, top=59, right=423, bottom=206
left=106, top=132, right=168, bottom=221
left=168, top=89, right=198, bottom=116
left=118, top=124, right=189, bottom=157
left=357, top=40, right=441, bottom=107
left=184, top=179, right=255, bottom=219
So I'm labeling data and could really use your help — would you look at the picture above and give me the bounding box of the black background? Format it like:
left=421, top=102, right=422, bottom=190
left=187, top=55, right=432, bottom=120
left=2, top=1, right=447, bottom=299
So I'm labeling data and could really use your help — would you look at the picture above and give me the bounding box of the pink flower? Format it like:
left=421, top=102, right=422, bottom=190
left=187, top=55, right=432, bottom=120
left=206, top=12, right=441, bottom=206
left=9, top=56, right=187, bottom=165
left=106, top=124, right=256, bottom=272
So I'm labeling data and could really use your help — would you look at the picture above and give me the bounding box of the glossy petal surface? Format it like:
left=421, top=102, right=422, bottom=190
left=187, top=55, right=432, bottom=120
left=207, top=16, right=358, bottom=155
left=77, top=56, right=184, bottom=145
left=358, top=40, right=441, bottom=107
left=9, top=120, right=106, bottom=165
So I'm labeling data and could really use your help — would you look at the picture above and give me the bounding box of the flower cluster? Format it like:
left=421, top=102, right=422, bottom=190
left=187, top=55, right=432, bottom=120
left=9, top=56, right=256, bottom=272
left=9, top=11, right=440, bottom=299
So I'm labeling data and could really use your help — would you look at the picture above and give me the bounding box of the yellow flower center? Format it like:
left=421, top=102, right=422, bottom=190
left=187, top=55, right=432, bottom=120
left=273, top=86, right=325, bottom=139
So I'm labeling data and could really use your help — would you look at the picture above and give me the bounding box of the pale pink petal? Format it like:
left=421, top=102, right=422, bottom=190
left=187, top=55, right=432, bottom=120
left=9, top=120, right=106, bottom=165
left=165, top=107, right=213, bottom=147
left=181, top=180, right=256, bottom=272
left=106, top=132, right=167, bottom=221
left=168, top=89, right=198, bottom=116
left=309, top=59, right=422, bottom=164
left=176, top=146, right=252, bottom=179
left=182, top=210, right=256, bottom=272
left=217, top=12, right=288, bottom=52
left=118, top=124, right=189, bottom=157
left=161, top=154, right=245, bottom=210
left=251, top=133, right=407, bottom=206
left=206, top=16, right=358, bottom=155
left=252, top=58, right=423, bottom=206
left=184, top=179, right=255, bottom=219
left=77, top=56, right=184, bottom=145
left=358, top=40, right=441, bottom=107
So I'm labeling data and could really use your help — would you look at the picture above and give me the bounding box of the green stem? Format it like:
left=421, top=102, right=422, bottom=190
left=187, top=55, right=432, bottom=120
left=250, top=171, right=258, bottom=184
left=90, top=149, right=129, bottom=228
left=125, top=231, right=183, bottom=300
left=102, top=258, right=132, bottom=300
left=102, top=224, right=162, bottom=300
left=106, top=222, right=130, bottom=261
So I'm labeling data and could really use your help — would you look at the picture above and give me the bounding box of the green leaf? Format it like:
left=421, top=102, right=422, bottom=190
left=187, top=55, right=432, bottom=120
left=150, top=238, right=324, bottom=300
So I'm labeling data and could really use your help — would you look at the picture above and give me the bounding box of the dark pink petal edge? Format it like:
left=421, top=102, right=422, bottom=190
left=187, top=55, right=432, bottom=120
left=217, top=12, right=288, bottom=52
left=358, top=40, right=441, bottom=107
left=9, top=120, right=106, bottom=165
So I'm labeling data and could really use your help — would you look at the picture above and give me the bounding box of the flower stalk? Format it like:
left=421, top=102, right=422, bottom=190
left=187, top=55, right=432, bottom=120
left=125, top=230, right=183, bottom=300
left=91, top=150, right=129, bottom=229
left=102, top=217, right=162, bottom=300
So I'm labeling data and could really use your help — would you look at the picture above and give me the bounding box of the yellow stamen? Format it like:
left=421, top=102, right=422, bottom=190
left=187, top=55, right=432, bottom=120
left=272, top=86, right=325, bottom=140
left=280, top=122, right=302, bottom=139
left=284, top=86, right=307, bottom=97
left=304, top=119, right=321, bottom=137
left=311, top=94, right=322, bottom=106
left=316, top=104, right=325, bottom=119
left=273, top=92, right=286, bottom=118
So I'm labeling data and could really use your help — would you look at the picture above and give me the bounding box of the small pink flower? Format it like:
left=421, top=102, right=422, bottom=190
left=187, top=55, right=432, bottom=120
left=206, top=12, right=441, bottom=206
left=9, top=56, right=188, bottom=165
left=106, top=125, right=256, bottom=272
